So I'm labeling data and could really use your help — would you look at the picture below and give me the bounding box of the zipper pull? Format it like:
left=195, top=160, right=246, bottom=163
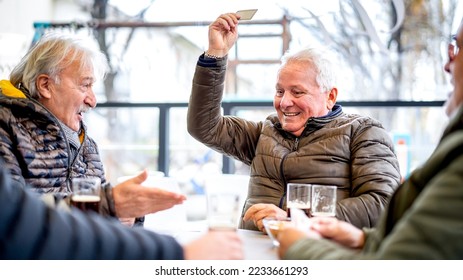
left=294, top=137, right=299, bottom=151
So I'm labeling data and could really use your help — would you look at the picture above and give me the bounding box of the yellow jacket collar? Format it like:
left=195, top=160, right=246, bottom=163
left=0, top=80, right=27, bottom=98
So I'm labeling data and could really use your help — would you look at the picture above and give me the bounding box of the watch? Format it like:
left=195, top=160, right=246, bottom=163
left=204, top=51, right=223, bottom=59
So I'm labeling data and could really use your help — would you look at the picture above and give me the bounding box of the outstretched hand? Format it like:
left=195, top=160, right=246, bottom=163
left=112, top=170, right=186, bottom=218
left=207, top=13, right=241, bottom=57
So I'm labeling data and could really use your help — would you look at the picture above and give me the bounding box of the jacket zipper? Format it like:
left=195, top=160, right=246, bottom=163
left=54, top=120, right=74, bottom=192
left=278, top=137, right=300, bottom=208
left=27, top=97, right=74, bottom=192
left=293, top=137, right=300, bottom=151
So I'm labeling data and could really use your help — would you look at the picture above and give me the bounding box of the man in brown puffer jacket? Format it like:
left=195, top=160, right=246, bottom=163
left=187, top=13, right=401, bottom=231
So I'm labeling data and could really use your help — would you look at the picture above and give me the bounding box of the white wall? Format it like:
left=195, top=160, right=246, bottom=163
left=0, top=0, right=52, bottom=38
left=0, top=0, right=87, bottom=79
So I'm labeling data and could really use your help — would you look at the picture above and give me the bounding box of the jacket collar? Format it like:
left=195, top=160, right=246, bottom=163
left=441, top=104, right=463, bottom=139
left=0, top=79, right=87, bottom=142
left=0, top=80, right=27, bottom=98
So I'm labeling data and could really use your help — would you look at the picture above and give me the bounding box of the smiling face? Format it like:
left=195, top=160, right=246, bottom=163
left=37, top=59, right=97, bottom=132
left=444, top=22, right=463, bottom=117
left=273, top=60, right=337, bottom=137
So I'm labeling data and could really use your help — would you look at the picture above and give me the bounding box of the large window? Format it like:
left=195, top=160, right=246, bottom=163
left=2, top=0, right=462, bottom=194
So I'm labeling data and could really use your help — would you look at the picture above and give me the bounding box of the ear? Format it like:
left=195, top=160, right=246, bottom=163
left=326, top=87, right=338, bottom=110
left=36, top=74, right=52, bottom=99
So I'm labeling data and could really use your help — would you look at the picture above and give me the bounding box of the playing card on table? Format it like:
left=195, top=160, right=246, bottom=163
left=236, top=9, right=258, bottom=20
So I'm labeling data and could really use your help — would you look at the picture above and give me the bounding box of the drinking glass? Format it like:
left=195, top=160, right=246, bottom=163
left=286, top=183, right=312, bottom=218
left=311, top=184, right=337, bottom=217
left=207, top=192, right=240, bottom=231
left=262, top=217, right=292, bottom=247
left=71, top=177, right=101, bottom=213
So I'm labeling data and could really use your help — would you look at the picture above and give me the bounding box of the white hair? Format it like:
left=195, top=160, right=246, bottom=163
left=279, top=46, right=338, bottom=94
left=10, top=32, right=108, bottom=99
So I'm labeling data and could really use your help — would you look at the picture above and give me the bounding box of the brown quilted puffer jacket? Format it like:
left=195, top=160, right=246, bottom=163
left=188, top=60, right=401, bottom=231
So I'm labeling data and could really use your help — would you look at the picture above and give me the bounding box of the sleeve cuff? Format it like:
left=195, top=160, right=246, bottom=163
left=102, top=183, right=117, bottom=217
left=198, top=52, right=228, bottom=68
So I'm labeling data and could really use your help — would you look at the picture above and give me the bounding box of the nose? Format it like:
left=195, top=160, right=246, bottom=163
left=445, top=44, right=456, bottom=74
left=85, top=88, right=97, bottom=108
left=279, top=92, right=294, bottom=109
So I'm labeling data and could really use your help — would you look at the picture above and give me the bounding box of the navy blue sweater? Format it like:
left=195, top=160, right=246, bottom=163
left=0, top=160, right=183, bottom=260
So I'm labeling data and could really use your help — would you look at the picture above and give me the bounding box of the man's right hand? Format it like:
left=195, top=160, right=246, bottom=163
left=206, top=13, right=241, bottom=58
left=112, top=170, right=186, bottom=218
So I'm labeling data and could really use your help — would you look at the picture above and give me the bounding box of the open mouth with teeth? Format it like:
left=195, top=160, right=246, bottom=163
left=284, top=112, right=300, bottom=116
left=78, top=106, right=90, bottom=117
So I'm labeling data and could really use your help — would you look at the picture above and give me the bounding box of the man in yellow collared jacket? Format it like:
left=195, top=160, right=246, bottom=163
left=0, top=33, right=186, bottom=227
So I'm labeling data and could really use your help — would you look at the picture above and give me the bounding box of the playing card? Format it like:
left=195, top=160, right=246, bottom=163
left=236, top=9, right=258, bottom=20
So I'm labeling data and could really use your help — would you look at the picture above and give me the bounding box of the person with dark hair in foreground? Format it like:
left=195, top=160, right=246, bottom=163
left=276, top=18, right=463, bottom=260
left=0, top=159, right=243, bottom=260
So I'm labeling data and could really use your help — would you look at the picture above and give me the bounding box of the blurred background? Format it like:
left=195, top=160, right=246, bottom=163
left=1, top=0, right=462, bottom=196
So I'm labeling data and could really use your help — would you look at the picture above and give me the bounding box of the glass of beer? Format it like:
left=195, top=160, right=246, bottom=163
left=71, top=177, right=101, bottom=213
left=286, top=183, right=312, bottom=218
left=311, top=184, right=337, bottom=217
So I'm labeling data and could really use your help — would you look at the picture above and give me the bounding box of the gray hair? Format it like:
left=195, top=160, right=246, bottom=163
left=279, top=46, right=337, bottom=94
left=10, top=32, right=108, bottom=99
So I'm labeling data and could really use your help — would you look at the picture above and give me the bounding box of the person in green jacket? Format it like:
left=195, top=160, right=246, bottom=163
left=277, top=19, right=463, bottom=260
